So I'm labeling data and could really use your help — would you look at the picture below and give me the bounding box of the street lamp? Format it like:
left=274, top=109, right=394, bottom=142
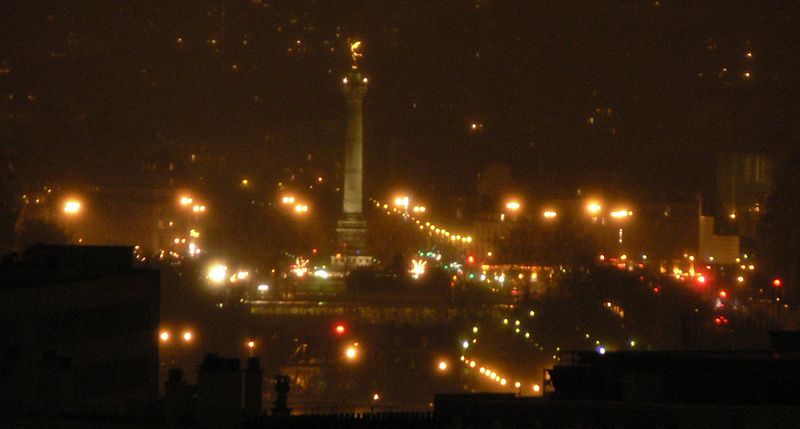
left=505, top=200, right=521, bottom=212
left=610, top=209, right=633, bottom=219
left=344, top=344, right=359, bottom=361
left=207, top=263, right=228, bottom=285
left=542, top=210, right=558, bottom=219
left=586, top=200, right=602, bottom=216
left=63, top=199, right=82, bottom=215
left=393, top=195, right=410, bottom=210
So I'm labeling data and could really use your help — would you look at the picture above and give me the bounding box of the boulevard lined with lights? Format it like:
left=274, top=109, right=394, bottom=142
left=371, top=197, right=474, bottom=247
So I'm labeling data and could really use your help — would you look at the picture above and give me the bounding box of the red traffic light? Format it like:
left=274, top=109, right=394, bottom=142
left=466, top=255, right=475, bottom=264
left=773, top=278, right=783, bottom=288
left=334, top=324, right=346, bottom=335
left=719, top=290, right=728, bottom=299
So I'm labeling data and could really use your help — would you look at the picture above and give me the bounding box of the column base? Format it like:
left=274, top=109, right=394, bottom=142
left=334, top=215, right=372, bottom=272
left=335, top=214, right=367, bottom=253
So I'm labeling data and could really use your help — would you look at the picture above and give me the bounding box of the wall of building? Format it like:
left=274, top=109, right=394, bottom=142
left=0, top=247, right=160, bottom=417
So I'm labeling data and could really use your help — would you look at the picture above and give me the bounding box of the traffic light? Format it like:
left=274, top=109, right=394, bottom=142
left=466, top=255, right=475, bottom=264
left=334, top=323, right=346, bottom=335
left=773, top=278, right=783, bottom=288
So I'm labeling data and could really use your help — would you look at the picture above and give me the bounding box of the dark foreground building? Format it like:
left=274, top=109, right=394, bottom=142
left=0, top=245, right=160, bottom=419
left=435, top=334, right=800, bottom=429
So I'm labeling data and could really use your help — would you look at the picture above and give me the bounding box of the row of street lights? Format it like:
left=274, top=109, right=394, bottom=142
left=159, top=329, right=194, bottom=344
left=502, top=198, right=633, bottom=221
left=375, top=196, right=474, bottom=246
left=280, top=194, right=310, bottom=215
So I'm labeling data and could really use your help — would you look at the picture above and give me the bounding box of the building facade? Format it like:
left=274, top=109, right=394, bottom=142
left=0, top=245, right=160, bottom=418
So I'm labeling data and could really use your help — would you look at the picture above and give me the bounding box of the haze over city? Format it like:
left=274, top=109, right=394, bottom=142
left=1, top=1, right=799, bottom=428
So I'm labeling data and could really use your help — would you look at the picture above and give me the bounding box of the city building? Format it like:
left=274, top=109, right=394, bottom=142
left=14, top=185, right=206, bottom=261
left=716, top=152, right=774, bottom=241
left=163, top=354, right=264, bottom=428
left=698, top=215, right=741, bottom=264
left=0, top=245, right=160, bottom=418
left=435, top=332, right=800, bottom=428
left=469, top=197, right=722, bottom=267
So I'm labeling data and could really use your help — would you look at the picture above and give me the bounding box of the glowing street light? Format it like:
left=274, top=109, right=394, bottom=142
left=505, top=200, right=521, bottom=212
left=207, top=263, right=228, bottom=284
left=393, top=195, right=410, bottom=210
left=437, top=360, right=448, bottom=371
left=182, top=331, right=193, bottom=342
left=586, top=201, right=602, bottom=216
left=63, top=200, right=82, bottom=215
left=610, top=209, right=633, bottom=219
left=159, top=330, right=171, bottom=343
left=344, top=344, right=359, bottom=361
left=542, top=210, right=558, bottom=219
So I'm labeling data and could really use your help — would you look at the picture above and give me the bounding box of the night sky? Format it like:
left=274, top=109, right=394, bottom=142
left=1, top=1, right=798, bottom=204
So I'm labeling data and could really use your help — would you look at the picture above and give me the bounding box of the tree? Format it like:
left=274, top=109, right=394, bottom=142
left=499, top=211, right=598, bottom=266
left=16, top=218, right=70, bottom=249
